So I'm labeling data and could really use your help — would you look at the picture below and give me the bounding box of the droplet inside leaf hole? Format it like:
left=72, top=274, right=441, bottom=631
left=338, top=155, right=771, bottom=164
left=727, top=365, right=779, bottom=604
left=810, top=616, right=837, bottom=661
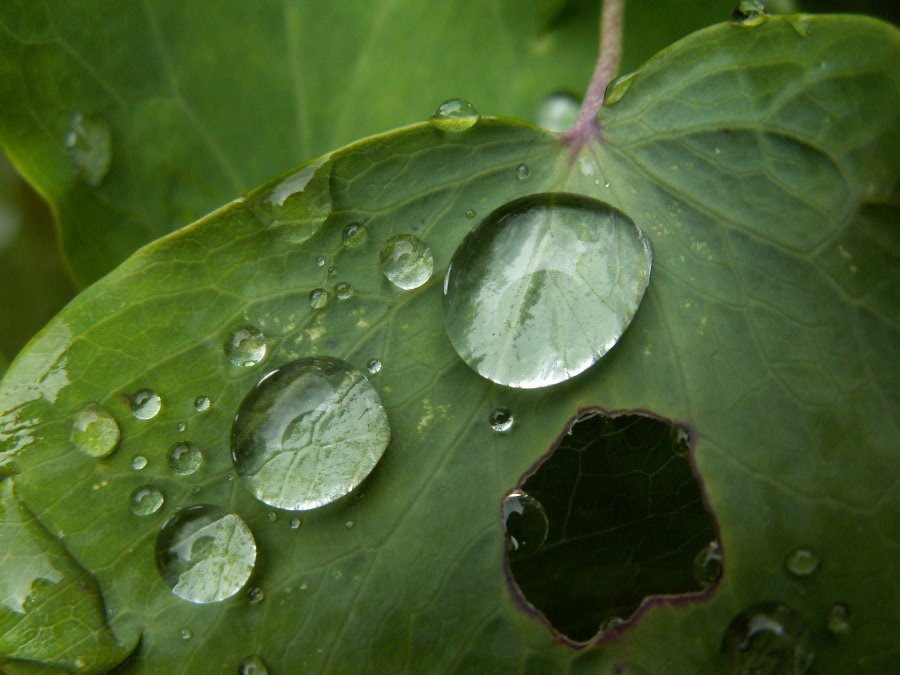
left=504, top=410, right=718, bottom=642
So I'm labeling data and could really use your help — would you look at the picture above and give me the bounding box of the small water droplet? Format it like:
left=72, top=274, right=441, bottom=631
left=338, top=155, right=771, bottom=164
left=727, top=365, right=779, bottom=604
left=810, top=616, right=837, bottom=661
left=730, top=1, right=767, bottom=25
left=502, top=489, right=549, bottom=556
left=721, top=603, right=813, bottom=674
left=247, top=586, right=265, bottom=603
left=176, top=421, right=187, bottom=433
left=366, top=358, right=382, bottom=374
left=536, top=92, right=580, bottom=132
left=342, top=222, right=366, bottom=246
left=130, top=389, right=162, bottom=420
left=225, top=326, right=267, bottom=367
left=516, top=164, right=530, bottom=181
left=693, top=540, right=723, bottom=587
left=785, top=548, right=820, bottom=577
left=64, top=112, right=112, bottom=186
left=315, top=255, right=326, bottom=267
left=489, top=407, right=514, bottom=432
left=345, top=521, right=354, bottom=529
left=327, top=266, right=337, bottom=277
left=132, top=455, right=148, bottom=471
left=70, top=403, right=120, bottom=458
left=827, top=603, right=850, bottom=636
left=155, top=504, right=257, bottom=604
left=226, top=472, right=236, bottom=481
left=194, top=396, right=211, bottom=413
left=238, top=655, right=269, bottom=675
left=334, top=282, right=353, bottom=300
left=267, top=511, right=277, bottom=522
left=168, top=442, right=203, bottom=476
left=289, top=518, right=302, bottom=529
left=604, top=72, right=637, bottom=106
left=600, top=616, right=626, bottom=633
left=179, top=627, right=193, bottom=640
left=231, top=356, right=391, bottom=511
left=430, top=98, right=479, bottom=132
left=130, top=486, right=165, bottom=516
left=309, top=288, right=329, bottom=309
left=465, top=209, right=476, bottom=219
left=379, top=234, right=434, bottom=290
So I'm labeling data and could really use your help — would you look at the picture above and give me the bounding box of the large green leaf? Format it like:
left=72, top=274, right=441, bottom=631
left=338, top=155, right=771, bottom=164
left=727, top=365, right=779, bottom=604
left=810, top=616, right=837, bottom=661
left=0, top=0, right=732, bottom=286
left=1, top=14, right=898, bottom=673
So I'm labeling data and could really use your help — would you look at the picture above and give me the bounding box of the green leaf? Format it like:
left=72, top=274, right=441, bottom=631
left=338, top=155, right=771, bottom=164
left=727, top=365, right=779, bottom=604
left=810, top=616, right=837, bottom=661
left=0, top=14, right=897, bottom=673
left=0, top=0, right=732, bottom=286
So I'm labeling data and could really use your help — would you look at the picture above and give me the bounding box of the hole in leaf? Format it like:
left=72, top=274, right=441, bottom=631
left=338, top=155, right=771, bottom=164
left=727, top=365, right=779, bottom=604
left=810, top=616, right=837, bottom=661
left=503, top=409, right=720, bottom=643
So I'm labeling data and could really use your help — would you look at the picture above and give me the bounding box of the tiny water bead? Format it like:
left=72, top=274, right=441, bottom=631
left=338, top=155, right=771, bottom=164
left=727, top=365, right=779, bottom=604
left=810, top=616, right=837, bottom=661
left=64, top=112, right=112, bottom=187
left=429, top=98, right=479, bottom=132
left=443, top=193, right=652, bottom=388
left=334, top=282, right=353, bottom=300
left=315, top=255, right=326, bottom=267
left=693, top=540, right=723, bottom=587
left=231, top=356, right=391, bottom=511
left=309, top=288, right=329, bottom=309
left=70, top=403, right=120, bottom=458
left=129, top=486, right=165, bottom=516
left=131, top=455, right=148, bottom=471
left=536, top=92, right=580, bottom=132
left=488, top=407, right=514, bottom=432
left=155, top=504, right=257, bottom=604
left=502, top=489, right=549, bottom=555
left=247, top=586, right=265, bottom=603
left=225, top=326, right=267, bottom=367
left=342, top=222, right=366, bottom=246
left=130, top=389, right=161, bottom=420
left=379, top=234, right=434, bottom=290
left=168, top=442, right=203, bottom=476
left=785, top=548, right=820, bottom=577
left=465, top=209, right=476, bottom=219
left=239, top=655, right=269, bottom=675
left=366, top=358, right=382, bottom=375
left=194, top=396, right=211, bottom=413
left=515, top=164, right=530, bottom=181
left=289, top=518, right=302, bottom=529
left=267, top=511, right=277, bottom=522
left=827, top=603, right=851, bottom=636
left=721, top=603, right=813, bottom=674
left=179, top=628, right=193, bottom=641
left=176, top=421, right=187, bottom=433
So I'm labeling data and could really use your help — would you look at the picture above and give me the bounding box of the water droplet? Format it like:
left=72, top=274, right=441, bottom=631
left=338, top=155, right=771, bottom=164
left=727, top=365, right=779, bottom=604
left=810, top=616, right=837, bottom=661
left=827, top=603, right=850, bottom=636
left=342, top=222, right=366, bottom=246
left=155, top=504, right=257, bottom=604
left=516, top=164, right=530, bottom=181
left=442, top=193, right=652, bottom=388
left=489, top=407, right=514, bottom=432
left=599, top=616, right=626, bottom=633
left=168, top=442, right=203, bottom=476
left=785, top=548, right=820, bottom=577
left=289, top=518, right=302, bottom=529
left=309, top=288, right=329, bottom=309
left=334, top=282, right=353, bottom=300
left=64, top=112, right=112, bottom=187
left=465, top=209, right=476, bottom=219
left=179, top=627, right=192, bottom=640
left=225, top=326, right=267, bottom=367
left=129, top=486, right=165, bottom=516
left=721, top=603, right=813, bottom=674
left=130, top=389, right=161, bottom=420
left=502, top=489, right=549, bottom=555
left=327, top=266, right=337, bottom=277
left=176, top=421, right=187, bottom=433
left=239, top=655, right=269, bottom=675
left=789, top=15, right=812, bottom=37
left=604, top=72, right=637, bottom=106
left=366, top=358, right=382, bottom=375
left=247, top=586, right=264, bottom=603
left=70, top=403, right=120, bottom=458
left=315, top=255, right=326, bottom=267
left=194, top=396, right=211, bottom=413
left=429, top=98, right=479, bottom=132
left=379, top=234, right=434, bottom=290
left=730, top=1, right=768, bottom=25
left=345, top=520, right=354, bottom=529
left=266, top=511, right=277, bottom=522
left=536, top=92, right=580, bottom=132
left=231, top=356, right=391, bottom=511
left=132, top=455, right=148, bottom=471
left=693, top=540, right=723, bottom=587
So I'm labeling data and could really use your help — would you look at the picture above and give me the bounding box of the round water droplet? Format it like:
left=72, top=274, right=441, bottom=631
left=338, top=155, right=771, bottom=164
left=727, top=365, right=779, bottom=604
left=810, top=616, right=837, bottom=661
left=231, top=356, right=391, bottom=511
left=225, top=326, right=267, bottom=367
left=176, top=421, right=187, bottom=433
left=239, top=655, right=269, bottom=675
left=155, top=504, right=257, bottom=604
left=70, top=403, right=120, bottom=458
left=342, top=222, right=366, bottom=246
left=194, top=396, right=211, bottom=413
left=345, top=520, right=354, bottom=529
left=315, top=255, right=326, bottom=267
left=430, top=98, right=479, bottom=131
left=722, top=603, right=813, bottom=674
left=289, top=518, right=302, bottom=530
left=334, top=282, right=353, bottom=300
left=179, top=627, right=193, bottom=640
left=379, top=234, right=434, bottom=290
left=327, top=266, right=337, bottom=277
left=130, top=390, right=161, bottom=420
left=502, top=489, right=549, bottom=555
left=731, top=1, right=768, bottom=25
left=168, top=442, right=203, bottom=476
left=785, top=548, right=820, bottom=577
left=827, top=603, right=850, bottom=636
left=64, top=112, right=112, bottom=187
left=132, top=455, right=148, bottom=471
left=130, top=486, right=165, bottom=516
left=267, top=511, right=277, bottom=522
left=309, top=288, right=329, bottom=309
left=693, top=540, right=723, bottom=587
left=515, top=164, right=530, bottom=181
left=465, top=209, right=477, bottom=219
left=247, top=586, right=264, bottom=603
left=536, top=92, right=580, bottom=132
left=489, top=407, right=514, bottom=432
left=366, top=358, right=382, bottom=374
left=443, top=193, right=652, bottom=388
left=604, top=72, right=637, bottom=106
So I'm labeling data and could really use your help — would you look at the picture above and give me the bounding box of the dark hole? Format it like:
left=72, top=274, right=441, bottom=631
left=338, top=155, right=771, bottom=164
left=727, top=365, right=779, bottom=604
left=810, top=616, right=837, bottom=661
left=504, top=410, right=720, bottom=643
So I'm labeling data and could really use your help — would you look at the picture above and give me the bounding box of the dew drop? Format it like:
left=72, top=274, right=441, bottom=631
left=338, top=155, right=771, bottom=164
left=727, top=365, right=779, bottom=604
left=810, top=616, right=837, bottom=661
left=267, top=511, right=277, bottom=522
left=429, top=98, right=479, bottom=132
left=604, top=72, right=637, bottom=106
left=179, top=627, right=193, bottom=641
left=289, top=518, right=302, bottom=530
left=693, top=540, right=723, bottom=587
left=129, top=486, right=165, bottom=516
left=721, top=603, right=813, bottom=674
left=176, top=421, right=187, bottom=433
left=785, top=548, right=820, bottom=577
left=516, top=164, right=530, bottom=181
left=366, top=358, right=382, bottom=375
left=225, top=326, right=267, bottom=367
left=502, top=489, right=549, bottom=555
left=70, top=403, right=120, bottom=458
left=155, top=504, right=257, bottom=604
left=730, top=1, right=767, bottom=25
left=130, top=389, right=161, bottom=420
left=827, top=603, right=851, bottom=636
left=443, top=193, right=652, bottom=388
left=194, top=396, right=211, bottom=413
left=315, top=255, right=326, bottom=267
left=247, top=586, right=265, bottom=604
left=599, top=616, right=626, bottom=633
left=465, top=209, right=476, bottom=219
left=309, top=288, right=329, bottom=309
left=536, top=92, right=580, bottom=132
left=489, top=407, right=514, bottom=432
left=342, top=222, right=366, bottom=246
left=168, top=442, right=203, bottom=476
left=239, top=655, right=269, bottom=675
left=345, top=520, right=354, bottom=530
left=334, top=282, right=353, bottom=300
left=64, top=112, right=112, bottom=187
left=132, top=455, right=148, bottom=471
left=327, top=266, right=337, bottom=277
left=231, top=356, right=391, bottom=511
left=379, top=234, right=434, bottom=290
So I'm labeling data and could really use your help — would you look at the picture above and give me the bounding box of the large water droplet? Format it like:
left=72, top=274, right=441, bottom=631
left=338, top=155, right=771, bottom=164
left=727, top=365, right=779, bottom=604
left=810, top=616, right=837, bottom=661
left=131, top=455, right=148, bottom=471
left=502, top=489, right=549, bottom=555
left=64, top=112, right=112, bottom=187
left=129, top=486, right=165, bottom=516
left=430, top=99, right=479, bottom=132
left=231, top=356, right=391, bottom=511
left=70, top=403, right=120, bottom=458
left=239, top=655, right=269, bottom=675
left=194, top=396, right=211, bottom=413
left=155, top=504, right=257, bottom=604
left=168, top=442, right=203, bottom=476
left=130, top=389, right=161, bottom=420
left=489, top=407, right=514, bottom=432
left=693, top=540, right=723, bottom=587
left=443, top=193, right=652, bottom=388
left=379, top=234, right=434, bottom=290
left=722, top=603, right=813, bottom=674
left=366, top=358, right=382, bottom=375
left=785, top=548, right=820, bottom=577
left=309, top=288, right=329, bottom=309
left=827, top=603, right=850, bottom=636
left=226, top=326, right=267, bottom=367
left=536, top=92, right=580, bottom=132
